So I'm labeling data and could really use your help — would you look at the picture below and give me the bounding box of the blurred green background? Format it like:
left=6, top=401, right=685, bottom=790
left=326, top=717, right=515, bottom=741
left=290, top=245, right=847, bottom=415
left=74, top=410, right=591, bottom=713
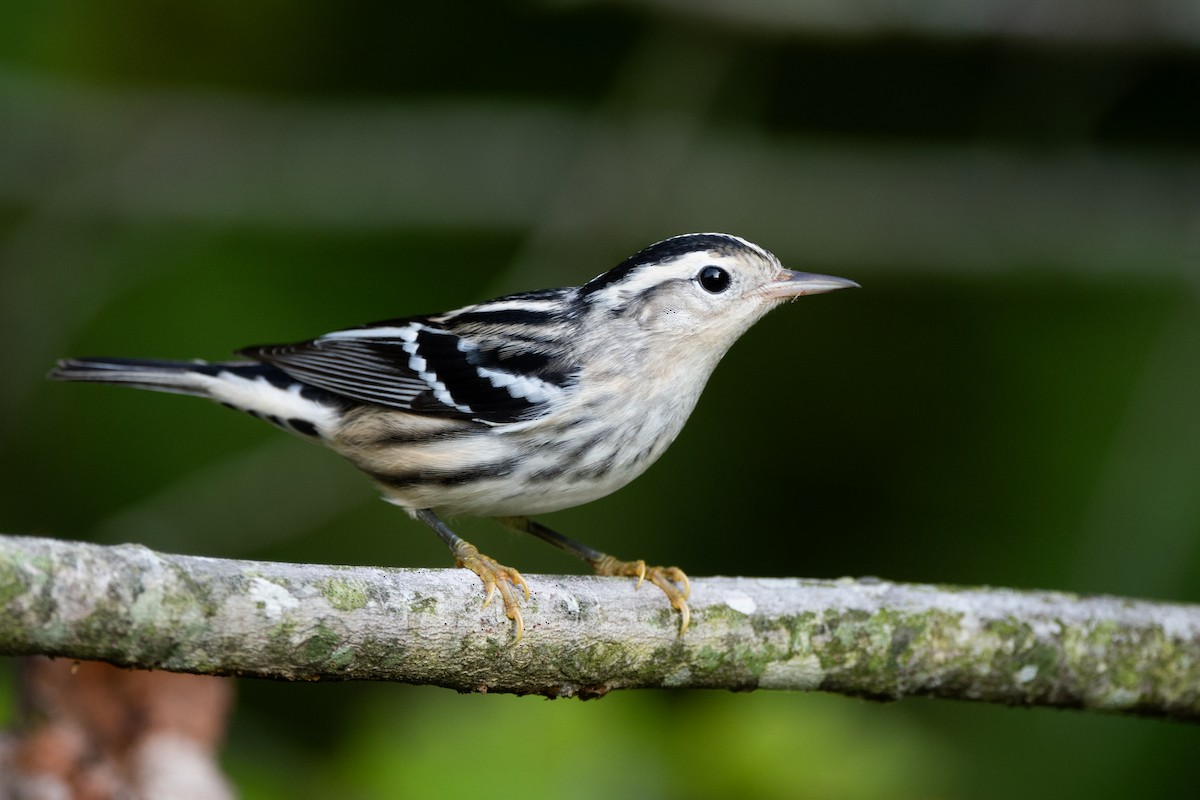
left=2, top=0, right=1199, bottom=797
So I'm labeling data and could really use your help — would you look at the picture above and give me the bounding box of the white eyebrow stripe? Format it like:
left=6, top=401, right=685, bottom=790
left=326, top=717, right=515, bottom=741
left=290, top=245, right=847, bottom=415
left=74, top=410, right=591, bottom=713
left=594, top=251, right=715, bottom=301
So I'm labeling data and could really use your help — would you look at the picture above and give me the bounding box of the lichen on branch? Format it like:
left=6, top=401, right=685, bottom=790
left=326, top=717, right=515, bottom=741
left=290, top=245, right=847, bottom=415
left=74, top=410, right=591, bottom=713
left=1, top=534, right=1197, bottom=721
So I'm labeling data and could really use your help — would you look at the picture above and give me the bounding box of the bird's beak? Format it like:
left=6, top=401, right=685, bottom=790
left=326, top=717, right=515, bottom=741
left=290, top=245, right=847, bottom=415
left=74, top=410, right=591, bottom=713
left=765, top=270, right=860, bottom=299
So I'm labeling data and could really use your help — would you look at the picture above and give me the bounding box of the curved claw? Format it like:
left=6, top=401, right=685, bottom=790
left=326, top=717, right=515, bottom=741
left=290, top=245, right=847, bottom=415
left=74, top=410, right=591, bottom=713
left=645, top=568, right=691, bottom=635
left=453, top=542, right=529, bottom=643
left=653, top=566, right=690, bottom=601
left=593, top=556, right=691, bottom=636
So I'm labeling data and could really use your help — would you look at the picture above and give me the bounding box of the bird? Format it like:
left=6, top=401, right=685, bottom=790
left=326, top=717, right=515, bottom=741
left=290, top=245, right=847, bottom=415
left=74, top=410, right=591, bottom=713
left=49, top=232, right=858, bottom=641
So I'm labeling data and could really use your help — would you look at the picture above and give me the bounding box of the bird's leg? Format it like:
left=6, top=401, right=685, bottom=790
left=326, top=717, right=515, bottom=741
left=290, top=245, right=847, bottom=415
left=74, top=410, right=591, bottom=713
left=415, top=509, right=529, bottom=642
left=495, top=516, right=691, bottom=634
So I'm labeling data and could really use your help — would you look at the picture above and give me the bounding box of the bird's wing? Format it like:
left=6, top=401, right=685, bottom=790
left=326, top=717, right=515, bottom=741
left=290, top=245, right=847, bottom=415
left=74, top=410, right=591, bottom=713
left=240, top=310, right=578, bottom=425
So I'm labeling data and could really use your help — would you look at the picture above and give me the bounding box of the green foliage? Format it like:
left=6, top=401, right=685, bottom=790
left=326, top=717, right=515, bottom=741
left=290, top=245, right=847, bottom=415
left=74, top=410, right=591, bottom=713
left=225, top=688, right=957, bottom=800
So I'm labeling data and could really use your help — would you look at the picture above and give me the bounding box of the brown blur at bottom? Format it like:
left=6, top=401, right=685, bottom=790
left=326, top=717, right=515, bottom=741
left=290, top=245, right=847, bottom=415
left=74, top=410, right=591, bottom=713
left=2, top=657, right=234, bottom=800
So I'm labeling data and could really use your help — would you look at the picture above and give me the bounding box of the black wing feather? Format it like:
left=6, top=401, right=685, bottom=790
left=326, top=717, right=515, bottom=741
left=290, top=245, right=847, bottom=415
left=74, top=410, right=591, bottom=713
left=240, top=316, right=575, bottom=424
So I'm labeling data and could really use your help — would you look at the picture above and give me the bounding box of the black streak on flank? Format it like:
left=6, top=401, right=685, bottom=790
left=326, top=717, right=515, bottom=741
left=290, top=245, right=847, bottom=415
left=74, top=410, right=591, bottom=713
left=566, top=453, right=619, bottom=483
left=566, top=432, right=606, bottom=463
left=369, top=427, right=475, bottom=446
left=366, top=458, right=520, bottom=490
left=580, top=234, right=753, bottom=296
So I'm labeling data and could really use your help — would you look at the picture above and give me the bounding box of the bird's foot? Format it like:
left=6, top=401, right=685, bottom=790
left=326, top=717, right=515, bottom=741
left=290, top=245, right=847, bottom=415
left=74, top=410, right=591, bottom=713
left=451, top=541, right=530, bottom=643
left=592, top=555, right=691, bottom=635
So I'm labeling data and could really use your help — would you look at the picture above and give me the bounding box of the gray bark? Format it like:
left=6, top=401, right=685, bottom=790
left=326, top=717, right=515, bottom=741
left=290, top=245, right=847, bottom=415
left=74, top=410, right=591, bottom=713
left=1, top=534, right=1197, bottom=720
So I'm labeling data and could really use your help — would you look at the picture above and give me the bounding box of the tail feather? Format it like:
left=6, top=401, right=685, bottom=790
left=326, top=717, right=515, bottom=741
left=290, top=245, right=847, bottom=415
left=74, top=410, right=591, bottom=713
left=48, top=357, right=224, bottom=397
left=48, top=357, right=344, bottom=439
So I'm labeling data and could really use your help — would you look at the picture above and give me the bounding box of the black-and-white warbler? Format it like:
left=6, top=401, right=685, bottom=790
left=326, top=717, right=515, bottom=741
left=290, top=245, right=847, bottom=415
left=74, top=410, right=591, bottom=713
left=50, top=233, right=857, bottom=640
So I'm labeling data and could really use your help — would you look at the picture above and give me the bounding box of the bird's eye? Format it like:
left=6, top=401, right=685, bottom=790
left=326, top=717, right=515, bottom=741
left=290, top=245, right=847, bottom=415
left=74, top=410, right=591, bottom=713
left=698, top=266, right=731, bottom=293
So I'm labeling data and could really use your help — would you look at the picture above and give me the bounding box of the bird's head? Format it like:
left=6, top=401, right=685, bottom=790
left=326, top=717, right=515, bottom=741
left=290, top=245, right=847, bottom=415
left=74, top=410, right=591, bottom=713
left=579, top=233, right=858, bottom=350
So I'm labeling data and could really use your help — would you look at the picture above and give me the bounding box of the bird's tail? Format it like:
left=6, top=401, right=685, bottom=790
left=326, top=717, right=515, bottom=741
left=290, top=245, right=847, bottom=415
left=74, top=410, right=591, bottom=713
left=49, top=356, right=342, bottom=439
left=48, top=357, right=228, bottom=398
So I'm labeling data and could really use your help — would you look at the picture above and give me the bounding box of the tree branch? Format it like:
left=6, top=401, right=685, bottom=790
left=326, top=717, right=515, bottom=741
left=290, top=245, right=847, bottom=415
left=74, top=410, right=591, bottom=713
left=1, top=534, right=1197, bottom=720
